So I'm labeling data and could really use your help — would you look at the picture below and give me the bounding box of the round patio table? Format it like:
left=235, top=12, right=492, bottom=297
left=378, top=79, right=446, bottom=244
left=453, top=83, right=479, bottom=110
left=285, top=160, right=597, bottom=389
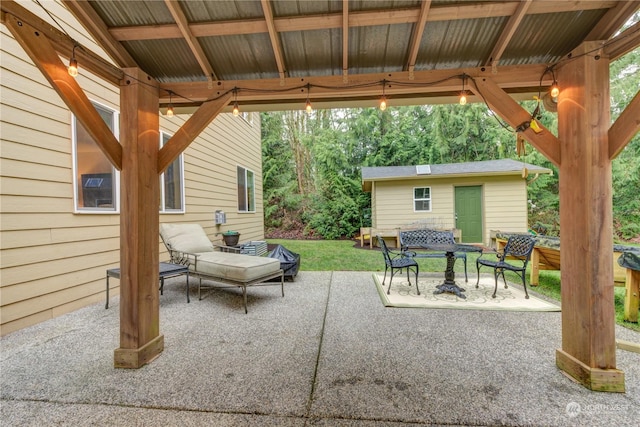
left=420, top=243, right=482, bottom=299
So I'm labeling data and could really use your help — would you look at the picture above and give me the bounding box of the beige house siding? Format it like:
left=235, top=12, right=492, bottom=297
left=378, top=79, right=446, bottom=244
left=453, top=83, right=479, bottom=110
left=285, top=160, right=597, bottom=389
left=371, top=176, right=529, bottom=245
left=0, top=5, right=264, bottom=336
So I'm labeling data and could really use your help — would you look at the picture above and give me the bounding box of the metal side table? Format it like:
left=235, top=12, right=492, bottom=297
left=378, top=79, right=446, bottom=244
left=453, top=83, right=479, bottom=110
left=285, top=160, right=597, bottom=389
left=105, top=262, right=190, bottom=309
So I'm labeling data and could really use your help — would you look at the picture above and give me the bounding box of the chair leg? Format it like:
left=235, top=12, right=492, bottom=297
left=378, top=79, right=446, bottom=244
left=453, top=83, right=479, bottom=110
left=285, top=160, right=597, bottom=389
left=475, top=263, right=481, bottom=289
left=406, top=267, right=411, bottom=285
left=387, top=269, right=395, bottom=295
left=242, top=285, right=248, bottom=314
left=492, top=269, right=499, bottom=298
left=463, top=257, right=468, bottom=282
left=414, top=265, right=420, bottom=295
left=521, top=270, right=529, bottom=299
left=501, top=271, right=508, bottom=289
left=382, top=267, right=388, bottom=286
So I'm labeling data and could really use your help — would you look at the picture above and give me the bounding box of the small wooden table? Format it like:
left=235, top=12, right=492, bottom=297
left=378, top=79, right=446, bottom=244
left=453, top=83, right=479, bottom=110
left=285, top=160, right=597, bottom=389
left=105, top=262, right=190, bottom=309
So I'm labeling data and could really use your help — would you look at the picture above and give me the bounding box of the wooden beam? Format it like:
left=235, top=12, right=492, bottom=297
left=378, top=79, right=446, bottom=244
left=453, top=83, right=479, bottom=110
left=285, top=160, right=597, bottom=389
left=342, top=0, right=349, bottom=82
left=470, top=76, right=561, bottom=166
left=158, top=92, right=233, bottom=173
left=114, top=68, right=162, bottom=369
left=585, top=0, right=640, bottom=41
left=158, top=64, right=550, bottom=105
left=107, top=1, right=616, bottom=41
left=260, top=0, right=287, bottom=82
left=62, top=0, right=138, bottom=68
left=0, top=0, right=123, bottom=86
left=485, top=0, right=532, bottom=69
left=609, top=90, right=640, bottom=159
left=604, top=20, right=640, bottom=61
left=4, top=12, right=122, bottom=170
left=164, top=0, right=217, bottom=81
left=555, top=41, right=623, bottom=392
left=405, top=0, right=431, bottom=77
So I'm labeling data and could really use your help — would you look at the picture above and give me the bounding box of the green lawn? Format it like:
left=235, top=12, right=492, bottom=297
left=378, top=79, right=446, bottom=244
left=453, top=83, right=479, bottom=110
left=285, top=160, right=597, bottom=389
left=268, top=238, right=640, bottom=332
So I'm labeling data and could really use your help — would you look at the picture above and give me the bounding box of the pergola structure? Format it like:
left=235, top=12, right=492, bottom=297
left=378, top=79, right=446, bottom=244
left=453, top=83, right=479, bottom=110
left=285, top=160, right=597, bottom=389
left=2, top=0, right=639, bottom=392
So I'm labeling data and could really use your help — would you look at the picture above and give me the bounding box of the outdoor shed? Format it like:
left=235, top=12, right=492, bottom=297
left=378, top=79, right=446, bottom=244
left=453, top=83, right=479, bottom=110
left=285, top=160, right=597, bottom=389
left=361, top=159, right=552, bottom=245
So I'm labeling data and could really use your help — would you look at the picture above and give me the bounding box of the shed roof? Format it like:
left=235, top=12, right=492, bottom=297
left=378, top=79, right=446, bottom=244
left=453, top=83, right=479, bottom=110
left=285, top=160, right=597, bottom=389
left=361, top=159, right=552, bottom=191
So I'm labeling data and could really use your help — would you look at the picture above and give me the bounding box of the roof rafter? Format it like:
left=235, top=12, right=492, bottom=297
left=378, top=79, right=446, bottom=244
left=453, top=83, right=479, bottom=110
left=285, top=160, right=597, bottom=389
left=405, top=0, right=432, bottom=78
left=107, top=1, right=616, bottom=42
left=164, top=0, right=217, bottom=82
left=485, top=0, right=532, bottom=71
left=586, top=0, right=640, bottom=41
left=260, top=0, right=287, bottom=83
left=342, top=0, right=349, bottom=82
left=604, top=20, right=640, bottom=61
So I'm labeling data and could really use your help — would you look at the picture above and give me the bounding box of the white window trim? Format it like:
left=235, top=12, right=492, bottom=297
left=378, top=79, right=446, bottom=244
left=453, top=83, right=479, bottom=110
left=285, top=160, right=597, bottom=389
left=237, top=164, right=256, bottom=213
left=72, top=100, right=120, bottom=214
left=159, top=131, right=186, bottom=214
left=413, top=186, right=432, bottom=212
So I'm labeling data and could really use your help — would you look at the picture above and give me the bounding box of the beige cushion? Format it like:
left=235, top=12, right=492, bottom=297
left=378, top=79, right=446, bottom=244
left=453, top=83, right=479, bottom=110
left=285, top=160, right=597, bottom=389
left=160, top=223, right=214, bottom=254
left=193, top=251, right=280, bottom=282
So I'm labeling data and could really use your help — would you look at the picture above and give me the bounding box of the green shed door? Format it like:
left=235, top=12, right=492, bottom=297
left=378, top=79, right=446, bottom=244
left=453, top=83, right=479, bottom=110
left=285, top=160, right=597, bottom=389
left=455, top=186, right=483, bottom=243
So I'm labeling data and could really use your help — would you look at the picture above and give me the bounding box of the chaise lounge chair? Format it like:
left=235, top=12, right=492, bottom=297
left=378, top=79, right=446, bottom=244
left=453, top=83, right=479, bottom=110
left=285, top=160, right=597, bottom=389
left=159, top=223, right=284, bottom=313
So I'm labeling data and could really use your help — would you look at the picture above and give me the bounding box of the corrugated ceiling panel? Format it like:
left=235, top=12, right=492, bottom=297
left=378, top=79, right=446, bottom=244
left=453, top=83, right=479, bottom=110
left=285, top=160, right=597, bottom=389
left=501, top=10, right=606, bottom=66
left=418, top=17, right=505, bottom=70
left=272, top=0, right=342, bottom=16
left=180, top=0, right=264, bottom=22
left=123, top=40, right=203, bottom=83
left=282, top=29, right=342, bottom=77
left=90, top=0, right=173, bottom=26
left=350, top=0, right=421, bottom=12
left=350, top=24, right=411, bottom=74
left=199, top=34, right=279, bottom=81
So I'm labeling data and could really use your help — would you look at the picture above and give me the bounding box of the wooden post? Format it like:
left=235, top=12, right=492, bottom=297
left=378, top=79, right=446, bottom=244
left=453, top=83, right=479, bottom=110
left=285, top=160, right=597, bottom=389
left=555, top=42, right=624, bottom=392
left=530, top=247, right=540, bottom=286
left=624, top=269, right=639, bottom=323
left=114, top=68, right=162, bottom=368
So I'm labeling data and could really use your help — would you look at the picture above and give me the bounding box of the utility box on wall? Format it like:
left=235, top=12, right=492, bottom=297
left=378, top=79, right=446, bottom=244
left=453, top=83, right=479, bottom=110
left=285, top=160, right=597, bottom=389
left=214, top=210, right=226, bottom=225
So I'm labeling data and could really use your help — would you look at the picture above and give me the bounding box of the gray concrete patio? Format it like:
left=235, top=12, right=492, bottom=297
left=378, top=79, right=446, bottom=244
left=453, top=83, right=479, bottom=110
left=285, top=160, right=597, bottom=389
left=1, top=271, right=638, bottom=426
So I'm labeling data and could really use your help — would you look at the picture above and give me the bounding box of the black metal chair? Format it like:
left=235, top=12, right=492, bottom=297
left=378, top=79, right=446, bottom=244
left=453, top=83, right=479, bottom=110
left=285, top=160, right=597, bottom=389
left=377, top=235, right=420, bottom=295
left=475, top=234, right=536, bottom=299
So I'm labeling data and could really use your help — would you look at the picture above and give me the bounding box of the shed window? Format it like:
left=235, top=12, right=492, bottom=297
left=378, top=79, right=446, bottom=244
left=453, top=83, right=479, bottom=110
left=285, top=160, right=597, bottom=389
left=72, top=102, right=118, bottom=212
left=237, top=166, right=255, bottom=212
left=414, top=187, right=431, bottom=212
left=159, top=132, right=184, bottom=213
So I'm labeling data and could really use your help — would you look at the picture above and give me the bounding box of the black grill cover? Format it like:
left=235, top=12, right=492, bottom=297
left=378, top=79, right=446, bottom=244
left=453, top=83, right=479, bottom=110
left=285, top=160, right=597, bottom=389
left=618, top=251, right=640, bottom=272
left=268, top=245, right=300, bottom=280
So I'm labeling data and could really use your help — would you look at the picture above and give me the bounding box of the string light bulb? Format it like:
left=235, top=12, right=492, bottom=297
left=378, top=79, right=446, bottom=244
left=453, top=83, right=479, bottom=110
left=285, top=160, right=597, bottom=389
left=68, top=44, right=78, bottom=77
left=166, top=91, right=174, bottom=117
left=550, top=81, right=559, bottom=98
left=232, top=88, right=240, bottom=116
left=305, top=84, right=312, bottom=113
left=459, top=74, right=467, bottom=105
left=379, top=80, right=387, bottom=111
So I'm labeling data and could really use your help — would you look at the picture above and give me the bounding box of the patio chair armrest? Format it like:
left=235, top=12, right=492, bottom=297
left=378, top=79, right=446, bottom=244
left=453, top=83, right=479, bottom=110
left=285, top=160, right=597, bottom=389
left=477, top=249, right=500, bottom=262
left=169, top=250, right=199, bottom=268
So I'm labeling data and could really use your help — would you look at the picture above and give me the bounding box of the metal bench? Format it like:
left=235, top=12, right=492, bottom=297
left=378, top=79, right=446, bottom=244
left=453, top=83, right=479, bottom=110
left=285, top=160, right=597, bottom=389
left=399, top=229, right=469, bottom=281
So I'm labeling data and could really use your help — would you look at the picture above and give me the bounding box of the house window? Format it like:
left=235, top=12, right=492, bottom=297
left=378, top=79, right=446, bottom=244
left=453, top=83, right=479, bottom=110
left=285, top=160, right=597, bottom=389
left=237, top=166, right=255, bottom=212
left=414, top=187, right=431, bottom=212
left=72, top=102, right=118, bottom=212
left=160, top=132, right=184, bottom=213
